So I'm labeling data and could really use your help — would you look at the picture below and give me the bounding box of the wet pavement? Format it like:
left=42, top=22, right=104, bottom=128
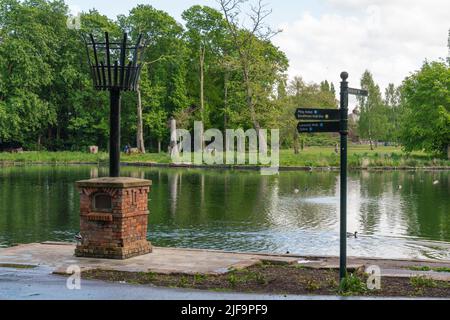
left=0, top=265, right=346, bottom=300
left=2, top=242, right=450, bottom=281
left=0, top=242, right=299, bottom=275
left=2, top=266, right=447, bottom=300
left=1, top=242, right=450, bottom=300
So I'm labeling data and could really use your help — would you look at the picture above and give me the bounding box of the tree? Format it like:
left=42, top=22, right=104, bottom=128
left=279, top=77, right=338, bottom=152
left=447, top=28, right=450, bottom=65
left=357, top=70, right=388, bottom=150
left=399, top=61, right=450, bottom=156
left=120, top=5, right=188, bottom=152
left=182, top=5, right=227, bottom=125
left=0, top=0, right=351, bottom=155
left=384, top=83, right=401, bottom=144
left=65, top=9, right=120, bottom=150
left=0, top=0, right=80, bottom=149
left=218, top=0, right=288, bottom=152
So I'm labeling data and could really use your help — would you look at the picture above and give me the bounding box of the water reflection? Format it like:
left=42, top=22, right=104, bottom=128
left=0, top=165, right=449, bottom=260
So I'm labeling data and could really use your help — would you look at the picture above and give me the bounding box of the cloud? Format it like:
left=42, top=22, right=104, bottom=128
left=68, top=4, right=82, bottom=15
left=273, top=0, right=449, bottom=107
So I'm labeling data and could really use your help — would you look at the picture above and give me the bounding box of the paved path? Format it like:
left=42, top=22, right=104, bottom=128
left=0, top=265, right=344, bottom=300
left=2, top=266, right=446, bottom=300
left=0, top=243, right=299, bottom=275
left=0, top=265, right=298, bottom=300
left=1, top=242, right=450, bottom=301
left=2, top=243, right=450, bottom=281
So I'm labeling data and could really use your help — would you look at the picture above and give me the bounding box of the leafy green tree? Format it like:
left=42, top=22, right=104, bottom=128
left=447, top=28, right=450, bottom=65
left=64, top=10, right=120, bottom=150
left=357, top=70, right=388, bottom=149
left=0, top=0, right=364, bottom=155
left=384, top=83, right=401, bottom=144
left=182, top=5, right=227, bottom=125
left=399, top=61, right=450, bottom=156
left=120, top=5, right=188, bottom=151
left=218, top=0, right=288, bottom=152
left=280, top=77, right=338, bottom=152
left=0, top=0, right=87, bottom=149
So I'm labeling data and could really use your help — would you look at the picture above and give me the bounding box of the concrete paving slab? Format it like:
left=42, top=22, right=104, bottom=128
left=4, top=266, right=448, bottom=300
left=0, top=243, right=299, bottom=275
left=1, top=243, right=450, bottom=282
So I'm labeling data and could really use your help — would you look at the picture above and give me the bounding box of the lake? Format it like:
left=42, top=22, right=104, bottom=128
left=0, top=165, right=449, bottom=260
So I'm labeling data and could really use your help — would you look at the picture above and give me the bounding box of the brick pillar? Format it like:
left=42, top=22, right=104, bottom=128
left=75, top=177, right=152, bottom=259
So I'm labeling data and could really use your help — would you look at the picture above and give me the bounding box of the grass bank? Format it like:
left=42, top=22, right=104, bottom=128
left=0, top=146, right=449, bottom=168
left=82, top=262, right=450, bottom=298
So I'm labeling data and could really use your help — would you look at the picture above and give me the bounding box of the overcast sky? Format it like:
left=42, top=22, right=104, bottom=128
left=67, top=0, right=449, bottom=100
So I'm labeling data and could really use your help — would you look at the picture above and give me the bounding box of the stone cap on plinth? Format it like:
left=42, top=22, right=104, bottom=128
left=76, top=177, right=152, bottom=189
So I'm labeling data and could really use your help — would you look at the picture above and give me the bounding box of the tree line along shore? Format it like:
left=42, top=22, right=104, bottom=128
left=0, top=147, right=449, bottom=169
left=0, top=1, right=449, bottom=160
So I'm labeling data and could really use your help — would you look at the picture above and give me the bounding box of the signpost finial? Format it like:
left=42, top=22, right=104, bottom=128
left=340, top=71, right=349, bottom=81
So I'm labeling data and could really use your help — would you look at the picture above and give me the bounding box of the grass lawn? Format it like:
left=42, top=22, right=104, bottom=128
left=0, top=151, right=172, bottom=164
left=279, top=146, right=450, bottom=167
left=0, top=146, right=449, bottom=168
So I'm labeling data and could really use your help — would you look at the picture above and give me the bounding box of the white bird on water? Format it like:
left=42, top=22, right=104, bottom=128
left=433, top=180, right=440, bottom=185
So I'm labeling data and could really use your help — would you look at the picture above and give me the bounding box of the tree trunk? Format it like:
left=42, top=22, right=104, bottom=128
left=37, top=135, right=41, bottom=151
left=447, top=145, right=450, bottom=160
left=369, top=123, right=373, bottom=151
left=199, top=46, right=206, bottom=150
left=199, top=46, right=205, bottom=122
left=243, top=66, right=267, bottom=154
left=169, top=117, right=179, bottom=158
left=158, top=139, right=162, bottom=154
left=293, top=131, right=300, bottom=154
left=136, top=86, right=146, bottom=153
left=224, top=70, right=229, bottom=129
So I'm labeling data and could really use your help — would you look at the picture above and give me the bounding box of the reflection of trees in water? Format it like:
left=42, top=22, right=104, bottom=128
left=261, top=172, right=339, bottom=230
left=168, top=172, right=179, bottom=217
left=357, top=171, right=385, bottom=234
left=0, top=166, right=85, bottom=245
left=393, top=172, right=420, bottom=238
left=168, top=170, right=340, bottom=232
left=355, top=171, right=450, bottom=242
left=1, top=166, right=449, bottom=248
left=90, top=167, right=98, bottom=179
left=159, top=170, right=275, bottom=228
left=277, top=172, right=337, bottom=194
left=401, top=171, right=450, bottom=241
left=356, top=171, right=416, bottom=236
left=130, top=171, right=145, bottom=179
left=192, top=171, right=340, bottom=231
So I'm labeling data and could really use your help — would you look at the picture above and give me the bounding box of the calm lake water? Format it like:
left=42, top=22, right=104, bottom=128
left=0, top=165, right=449, bottom=260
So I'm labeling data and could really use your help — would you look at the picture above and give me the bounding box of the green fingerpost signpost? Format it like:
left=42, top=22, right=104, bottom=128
left=295, top=72, right=368, bottom=282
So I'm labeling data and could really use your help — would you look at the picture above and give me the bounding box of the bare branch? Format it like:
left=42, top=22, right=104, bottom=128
left=145, top=54, right=174, bottom=65
left=217, top=0, right=243, bottom=39
left=247, top=0, right=277, bottom=40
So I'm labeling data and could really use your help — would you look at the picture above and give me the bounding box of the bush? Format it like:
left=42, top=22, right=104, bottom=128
left=338, top=274, right=367, bottom=296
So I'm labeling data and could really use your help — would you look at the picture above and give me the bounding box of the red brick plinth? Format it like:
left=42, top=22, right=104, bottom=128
left=75, top=177, right=152, bottom=259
